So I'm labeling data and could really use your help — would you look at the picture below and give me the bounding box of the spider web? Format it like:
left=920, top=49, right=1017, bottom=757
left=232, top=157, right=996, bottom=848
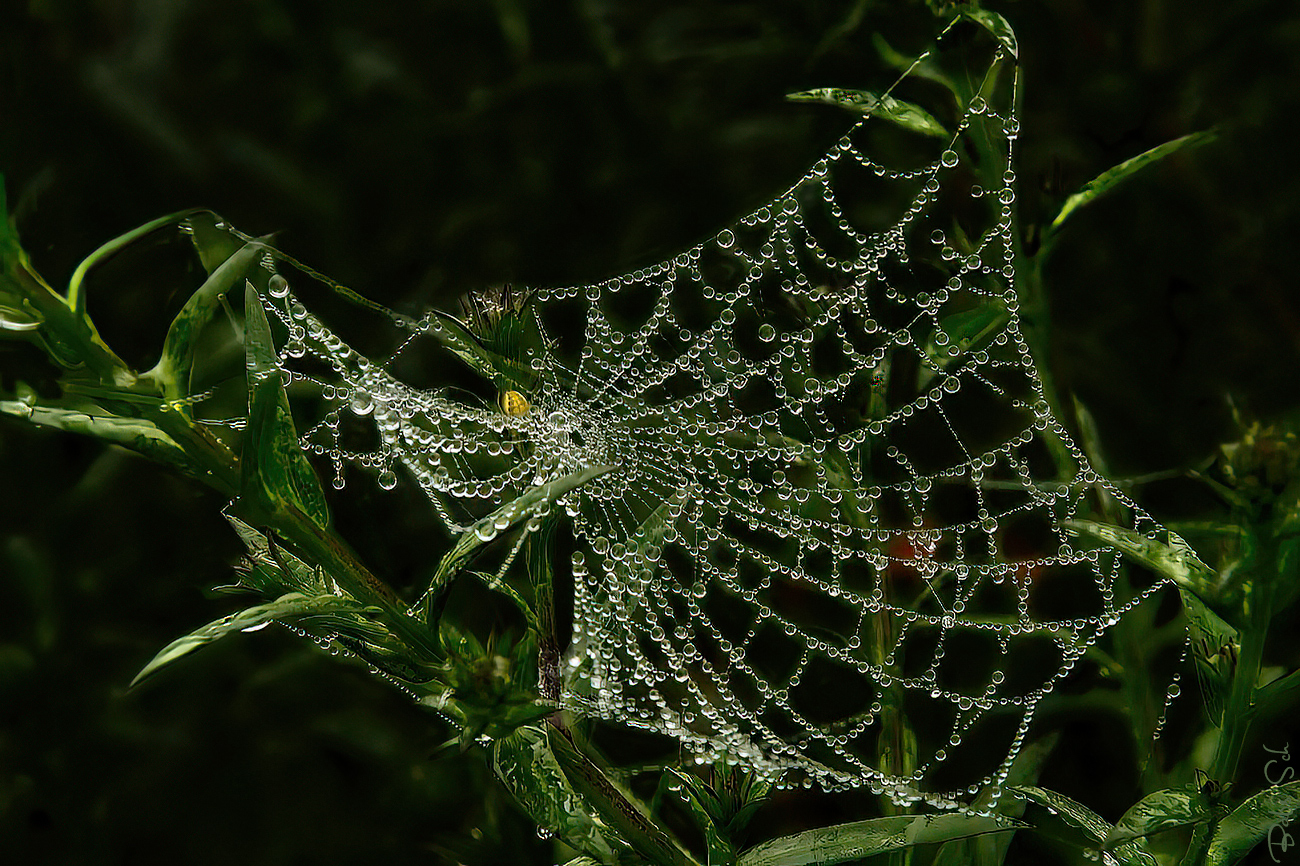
left=213, top=17, right=1177, bottom=811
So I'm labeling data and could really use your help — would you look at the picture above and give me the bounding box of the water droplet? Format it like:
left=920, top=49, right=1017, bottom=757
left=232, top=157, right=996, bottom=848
left=940, top=150, right=960, bottom=169
left=758, top=323, right=776, bottom=342
left=717, top=229, right=735, bottom=248
left=378, top=469, right=398, bottom=490
left=268, top=274, right=290, bottom=298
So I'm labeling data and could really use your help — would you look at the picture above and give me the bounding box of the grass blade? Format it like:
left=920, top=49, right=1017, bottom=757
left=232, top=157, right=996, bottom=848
left=420, top=463, right=617, bottom=624
left=1062, top=520, right=1219, bottom=595
left=786, top=89, right=949, bottom=138
left=1046, top=130, right=1218, bottom=240
left=147, top=239, right=263, bottom=401
left=492, top=725, right=628, bottom=863
left=131, top=592, right=362, bottom=687
left=241, top=280, right=331, bottom=529
left=736, top=813, right=1026, bottom=866
left=67, top=209, right=207, bottom=316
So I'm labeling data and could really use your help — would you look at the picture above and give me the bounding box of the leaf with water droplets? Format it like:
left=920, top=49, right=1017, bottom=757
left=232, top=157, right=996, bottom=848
left=546, top=726, right=698, bottom=866
left=1105, top=784, right=1213, bottom=849
left=1063, top=520, right=1218, bottom=595
left=961, top=9, right=1019, bottom=59
left=420, top=463, right=618, bottom=626
left=658, top=769, right=734, bottom=865
left=131, top=592, right=364, bottom=687
left=1012, top=786, right=1157, bottom=866
left=785, top=89, right=949, bottom=139
left=1179, top=587, right=1239, bottom=724
left=492, top=726, right=629, bottom=863
left=1205, top=779, right=1300, bottom=866
left=736, top=813, right=1027, bottom=866
left=241, top=280, right=331, bottom=529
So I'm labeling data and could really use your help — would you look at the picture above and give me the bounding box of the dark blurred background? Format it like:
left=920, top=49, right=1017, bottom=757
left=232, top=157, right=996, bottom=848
left=2, top=0, right=1299, bottom=863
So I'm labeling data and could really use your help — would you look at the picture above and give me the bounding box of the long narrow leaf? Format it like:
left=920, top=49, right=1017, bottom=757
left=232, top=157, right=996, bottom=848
left=421, top=463, right=617, bottom=622
left=786, top=89, right=949, bottom=138
left=664, top=769, right=734, bottom=864
left=67, top=209, right=207, bottom=316
left=737, top=813, right=1026, bottom=866
left=1047, top=130, right=1217, bottom=238
left=131, top=592, right=362, bottom=686
left=1180, top=587, right=1240, bottom=724
left=1013, top=786, right=1155, bottom=866
left=1204, top=780, right=1300, bottom=866
left=547, top=726, right=699, bottom=866
left=241, top=281, right=331, bottom=529
left=1063, top=520, right=1219, bottom=595
left=147, top=239, right=264, bottom=400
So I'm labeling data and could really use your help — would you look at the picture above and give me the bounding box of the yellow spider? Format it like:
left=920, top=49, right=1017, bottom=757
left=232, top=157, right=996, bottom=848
left=499, top=389, right=530, bottom=416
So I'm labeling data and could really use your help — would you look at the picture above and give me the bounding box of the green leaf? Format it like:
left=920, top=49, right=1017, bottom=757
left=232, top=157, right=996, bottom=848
left=1046, top=130, right=1218, bottom=238
left=66, top=208, right=207, bottom=317
left=1179, top=588, right=1240, bottom=724
left=785, top=89, right=949, bottom=138
left=146, top=238, right=264, bottom=401
left=131, top=592, right=362, bottom=686
left=736, top=813, right=1026, bottom=866
left=931, top=733, right=1059, bottom=866
left=493, top=728, right=627, bottom=862
left=225, top=515, right=327, bottom=595
left=1106, top=785, right=1213, bottom=848
left=663, top=769, right=734, bottom=864
left=420, top=463, right=617, bottom=624
left=546, top=726, right=698, bottom=866
left=1062, top=520, right=1219, bottom=595
left=1013, top=785, right=1111, bottom=843
left=1255, top=668, right=1300, bottom=722
left=961, top=8, right=1019, bottom=59
left=1012, top=786, right=1155, bottom=866
left=186, top=211, right=246, bottom=274
left=1205, top=780, right=1300, bottom=866
left=241, top=280, right=331, bottom=529
left=425, top=309, right=535, bottom=392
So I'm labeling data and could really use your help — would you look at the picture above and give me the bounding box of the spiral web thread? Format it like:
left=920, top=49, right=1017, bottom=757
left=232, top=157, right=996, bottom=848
left=221, top=18, right=1177, bottom=812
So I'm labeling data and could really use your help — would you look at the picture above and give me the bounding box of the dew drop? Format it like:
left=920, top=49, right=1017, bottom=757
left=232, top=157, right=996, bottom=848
left=268, top=274, right=290, bottom=298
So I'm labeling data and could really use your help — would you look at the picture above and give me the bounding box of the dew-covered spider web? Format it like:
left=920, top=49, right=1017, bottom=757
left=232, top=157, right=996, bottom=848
left=209, top=16, right=1180, bottom=811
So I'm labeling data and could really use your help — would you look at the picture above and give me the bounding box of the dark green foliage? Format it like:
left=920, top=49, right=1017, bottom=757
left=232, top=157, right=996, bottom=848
left=5, top=1, right=1300, bottom=865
